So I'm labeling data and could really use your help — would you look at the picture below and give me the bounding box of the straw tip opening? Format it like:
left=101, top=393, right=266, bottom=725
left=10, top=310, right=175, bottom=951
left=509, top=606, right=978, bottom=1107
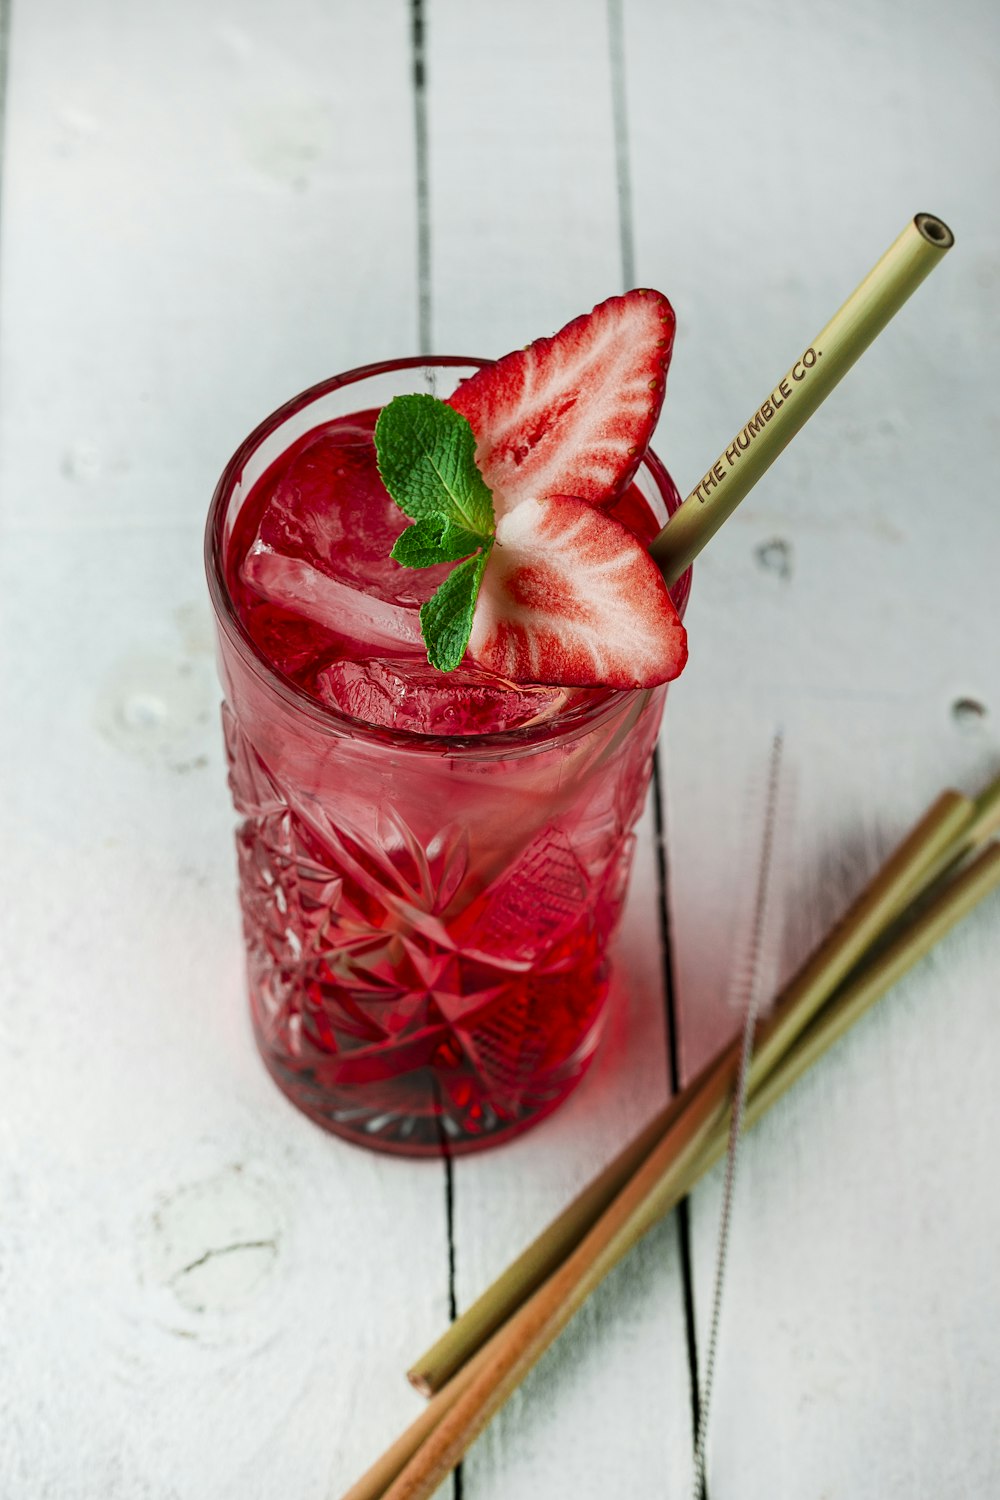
left=915, top=213, right=955, bottom=250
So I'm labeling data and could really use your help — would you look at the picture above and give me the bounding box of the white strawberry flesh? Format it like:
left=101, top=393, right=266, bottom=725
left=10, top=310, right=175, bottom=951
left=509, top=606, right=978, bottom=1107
left=449, top=289, right=675, bottom=518
left=468, top=497, right=687, bottom=689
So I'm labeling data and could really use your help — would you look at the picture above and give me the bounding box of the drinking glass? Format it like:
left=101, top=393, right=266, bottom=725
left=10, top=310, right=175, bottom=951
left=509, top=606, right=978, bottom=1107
left=206, top=358, right=690, bottom=1155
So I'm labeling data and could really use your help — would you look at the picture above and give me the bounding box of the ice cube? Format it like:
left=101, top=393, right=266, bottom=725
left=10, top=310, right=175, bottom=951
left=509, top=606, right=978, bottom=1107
left=313, top=658, right=570, bottom=734
left=253, top=418, right=451, bottom=606
left=242, top=547, right=423, bottom=656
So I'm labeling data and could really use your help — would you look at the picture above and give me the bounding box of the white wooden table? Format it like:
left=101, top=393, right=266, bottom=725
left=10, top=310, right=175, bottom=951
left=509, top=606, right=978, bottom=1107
left=2, top=3, right=998, bottom=1495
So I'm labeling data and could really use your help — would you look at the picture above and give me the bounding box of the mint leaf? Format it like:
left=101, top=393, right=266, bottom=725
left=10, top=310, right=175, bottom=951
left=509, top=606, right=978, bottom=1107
left=419, top=548, right=492, bottom=672
left=375, top=394, right=495, bottom=535
left=391, top=516, right=486, bottom=568
left=375, top=393, right=498, bottom=672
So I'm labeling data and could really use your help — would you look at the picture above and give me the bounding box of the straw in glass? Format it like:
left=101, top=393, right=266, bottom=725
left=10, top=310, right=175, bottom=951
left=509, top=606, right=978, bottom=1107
left=650, top=213, right=954, bottom=586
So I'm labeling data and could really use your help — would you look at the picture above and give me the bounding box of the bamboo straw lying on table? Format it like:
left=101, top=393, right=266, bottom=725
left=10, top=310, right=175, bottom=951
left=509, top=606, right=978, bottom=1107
left=375, top=849, right=1000, bottom=1500
left=409, top=772, right=1000, bottom=1395
left=338, top=774, right=1000, bottom=1500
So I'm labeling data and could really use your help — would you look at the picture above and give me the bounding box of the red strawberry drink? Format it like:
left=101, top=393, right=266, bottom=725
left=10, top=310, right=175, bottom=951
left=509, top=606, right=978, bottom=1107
left=206, top=296, right=689, bottom=1156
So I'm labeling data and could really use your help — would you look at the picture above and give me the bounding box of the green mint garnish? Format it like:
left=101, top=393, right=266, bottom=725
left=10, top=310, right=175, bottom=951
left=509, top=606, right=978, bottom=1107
left=375, top=394, right=496, bottom=672
left=391, top=515, right=488, bottom=569
left=418, top=550, right=492, bottom=672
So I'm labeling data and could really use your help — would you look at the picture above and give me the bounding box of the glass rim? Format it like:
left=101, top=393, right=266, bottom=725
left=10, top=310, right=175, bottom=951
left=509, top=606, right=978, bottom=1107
left=205, top=355, right=692, bottom=754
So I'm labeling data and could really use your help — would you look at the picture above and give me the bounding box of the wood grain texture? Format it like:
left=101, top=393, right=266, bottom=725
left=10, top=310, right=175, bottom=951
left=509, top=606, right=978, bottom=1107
left=623, top=0, right=1000, bottom=1492
left=2, top=0, right=999, bottom=1496
left=623, top=0, right=1000, bottom=706
left=425, top=3, right=693, bottom=1493
left=672, top=700, right=1000, bottom=1496
left=0, top=0, right=424, bottom=538
left=0, top=4, right=451, bottom=1497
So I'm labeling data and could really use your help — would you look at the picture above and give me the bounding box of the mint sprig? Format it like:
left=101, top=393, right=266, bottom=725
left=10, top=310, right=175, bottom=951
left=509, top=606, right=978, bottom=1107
left=418, top=551, right=493, bottom=672
left=375, top=394, right=496, bottom=672
left=391, top=516, right=487, bottom=569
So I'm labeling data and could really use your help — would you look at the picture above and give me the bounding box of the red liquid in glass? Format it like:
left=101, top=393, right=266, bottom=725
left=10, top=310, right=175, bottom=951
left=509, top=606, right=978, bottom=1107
left=218, top=400, right=678, bottom=1155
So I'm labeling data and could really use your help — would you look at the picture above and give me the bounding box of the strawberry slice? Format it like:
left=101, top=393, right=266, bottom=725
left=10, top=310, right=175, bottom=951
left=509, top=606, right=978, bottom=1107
left=448, top=289, right=675, bottom=517
left=467, top=496, right=687, bottom=688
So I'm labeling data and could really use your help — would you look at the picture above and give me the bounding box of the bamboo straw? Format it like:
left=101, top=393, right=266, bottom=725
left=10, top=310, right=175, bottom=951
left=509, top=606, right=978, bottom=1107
left=924, top=771, right=1000, bottom=888
left=746, top=786, right=968, bottom=1084
left=340, top=1341, right=492, bottom=1500
left=408, top=779, right=985, bottom=1394
left=745, top=841, right=1000, bottom=1128
left=351, top=839, right=1000, bottom=1500
left=407, top=1073, right=701, bottom=1395
left=650, top=213, right=954, bottom=586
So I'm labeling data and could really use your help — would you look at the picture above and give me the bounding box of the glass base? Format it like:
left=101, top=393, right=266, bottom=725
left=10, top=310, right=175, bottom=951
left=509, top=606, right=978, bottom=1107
left=252, top=1015, right=605, bottom=1157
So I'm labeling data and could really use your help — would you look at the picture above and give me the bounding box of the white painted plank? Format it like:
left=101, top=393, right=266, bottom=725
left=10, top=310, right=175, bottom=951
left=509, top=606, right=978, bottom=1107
left=624, top=0, right=1000, bottom=704
left=428, top=0, right=625, bottom=352
left=426, top=3, right=693, bottom=1494
left=625, top=0, right=1000, bottom=1490
left=5, top=1, right=996, bottom=1497
left=676, top=699, right=1000, bottom=1496
left=0, top=4, right=454, bottom=1497
left=0, top=0, right=425, bottom=538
